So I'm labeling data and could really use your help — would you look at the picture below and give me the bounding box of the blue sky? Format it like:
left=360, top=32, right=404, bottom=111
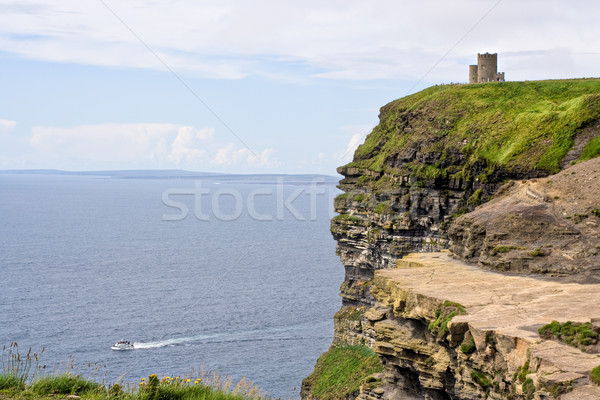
left=0, top=0, right=599, bottom=175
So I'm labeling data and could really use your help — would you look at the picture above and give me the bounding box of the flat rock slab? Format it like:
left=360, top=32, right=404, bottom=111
left=379, top=251, right=600, bottom=377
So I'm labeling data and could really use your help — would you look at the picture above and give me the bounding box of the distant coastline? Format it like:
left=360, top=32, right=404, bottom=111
left=0, top=169, right=340, bottom=183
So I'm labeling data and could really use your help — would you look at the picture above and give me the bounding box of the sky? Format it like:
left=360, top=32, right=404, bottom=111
left=0, top=0, right=599, bottom=175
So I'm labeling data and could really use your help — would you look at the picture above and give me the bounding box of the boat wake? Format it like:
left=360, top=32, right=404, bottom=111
left=133, top=334, right=218, bottom=349
left=129, top=322, right=331, bottom=350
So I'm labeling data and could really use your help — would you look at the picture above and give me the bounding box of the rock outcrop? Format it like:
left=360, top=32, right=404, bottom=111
left=450, top=158, right=600, bottom=281
left=303, top=80, right=600, bottom=400
left=367, top=252, right=600, bottom=399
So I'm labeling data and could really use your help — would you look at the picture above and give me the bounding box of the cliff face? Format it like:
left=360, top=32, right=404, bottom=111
left=303, top=79, right=600, bottom=400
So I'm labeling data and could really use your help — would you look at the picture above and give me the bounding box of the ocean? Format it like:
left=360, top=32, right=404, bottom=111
left=0, top=173, right=344, bottom=399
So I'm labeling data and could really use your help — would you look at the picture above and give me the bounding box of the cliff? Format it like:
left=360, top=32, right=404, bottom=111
left=302, top=79, right=600, bottom=400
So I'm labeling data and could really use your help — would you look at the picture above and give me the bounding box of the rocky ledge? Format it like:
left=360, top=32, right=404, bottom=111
left=364, top=252, right=600, bottom=400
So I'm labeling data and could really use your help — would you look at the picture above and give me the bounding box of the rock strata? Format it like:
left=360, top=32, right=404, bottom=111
left=367, top=252, right=600, bottom=399
left=450, top=157, right=600, bottom=280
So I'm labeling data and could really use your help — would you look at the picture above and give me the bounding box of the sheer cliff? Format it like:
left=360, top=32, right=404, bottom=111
left=303, top=79, right=600, bottom=400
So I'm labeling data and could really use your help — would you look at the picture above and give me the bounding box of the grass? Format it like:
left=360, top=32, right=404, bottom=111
left=590, top=365, right=600, bottom=385
left=428, top=301, right=466, bottom=338
left=343, top=79, right=600, bottom=190
left=460, top=335, right=476, bottom=355
left=1, top=343, right=264, bottom=400
left=538, top=320, right=599, bottom=348
left=470, top=370, right=491, bottom=389
left=334, top=306, right=366, bottom=322
left=302, top=345, right=384, bottom=400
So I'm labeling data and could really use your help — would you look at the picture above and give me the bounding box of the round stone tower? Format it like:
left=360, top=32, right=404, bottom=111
left=477, top=52, right=497, bottom=82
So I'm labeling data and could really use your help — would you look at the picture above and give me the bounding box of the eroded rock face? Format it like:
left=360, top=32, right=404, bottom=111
left=366, top=253, right=600, bottom=400
left=449, top=158, right=600, bottom=281
left=303, top=81, right=600, bottom=400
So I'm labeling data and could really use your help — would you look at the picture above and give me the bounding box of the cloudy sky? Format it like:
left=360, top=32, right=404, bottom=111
left=0, top=0, right=599, bottom=174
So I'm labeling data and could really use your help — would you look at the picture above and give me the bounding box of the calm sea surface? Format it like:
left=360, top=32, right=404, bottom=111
left=0, top=174, right=343, bottom=399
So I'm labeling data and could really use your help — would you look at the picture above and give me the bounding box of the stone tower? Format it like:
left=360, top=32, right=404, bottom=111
left=468, top=52, right=505, bottom=83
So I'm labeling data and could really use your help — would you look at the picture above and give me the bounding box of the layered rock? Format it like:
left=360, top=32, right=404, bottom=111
left=303, top=80, right=600, bottom=400
left=450, top=157, right=600, bottom=281
left=366, top=253, right=600, bottom=400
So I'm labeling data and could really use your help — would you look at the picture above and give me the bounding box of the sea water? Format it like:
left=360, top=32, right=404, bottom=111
left=0, top=173, right=343, bottom=399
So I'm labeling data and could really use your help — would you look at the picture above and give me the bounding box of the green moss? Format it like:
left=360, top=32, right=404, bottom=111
left=460, top=335, right=476, bottom=354
left=529, top=248, right=545, bottom=257
left=590, top=365, right=600, bottom=385
left=428, top=301, right=466, bottom=338
left=335, top=306, right=366, bottom=322
left=373, top=202, right=390, bottom=214
left=493, top=245, right=518, bottom=254
left=522, top=378, right=535, bottom=400
left=515, top=360, right=533, bottom=383
left=303, top=345, right=384, bottom=400
left=471, top=371, right=492, bottom=389
left=333, top=214, right=362, bottom=223
left=467, top=189, right=483, bottom=207
left=538, top=320, right=599, bottom=348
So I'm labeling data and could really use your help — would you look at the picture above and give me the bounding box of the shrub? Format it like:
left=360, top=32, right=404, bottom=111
left=538, top=320, right=599, bottom=348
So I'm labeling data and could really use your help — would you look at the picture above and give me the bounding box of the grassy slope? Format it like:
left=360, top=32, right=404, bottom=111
left=302, top=345, right=384, bottom=400
left=347, top=79, right=600, bottom=181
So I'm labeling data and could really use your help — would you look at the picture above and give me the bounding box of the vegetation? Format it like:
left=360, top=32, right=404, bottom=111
left=344, top=79, right=600, bottom=190
left=529, top=248, right=545, bottom=257
left=522, top=378, right=535, bottom=400
left=590, top=365, right=600, bottom=385
left=334, top=306, right=366, bottom=322
left=428, top=301, right=466, bottom=338
left=460, top=335, right=476, bottom=354
left=514, top=360, right=533, bottom=383
left=0, top=343, right=263, bottom=400
left=470, top=370, right=492, bottom=389
left=302, top=345, right=384, bottom=400
left=538, top=320, right=599, bottom=348
left=332, top=214, right=362, bottom=223
left=580, top=135, right=600, bottom=161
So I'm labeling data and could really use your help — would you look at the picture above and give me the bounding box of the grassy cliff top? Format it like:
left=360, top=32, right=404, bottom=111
left=344, top=79, right=600, bottom=181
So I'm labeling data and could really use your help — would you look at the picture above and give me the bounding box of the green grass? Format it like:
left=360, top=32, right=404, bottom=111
left=428, top=301, right=466, bottom=338
left=1, top=343, right=264, bottom=400
left=590, top=365, right=600, bottom=385
left=460, top=335, right=476, bottom=354
left=470, top=371, right=492, bottom=389
left=343, top=79, right=600, bottom=189
left=302, top=345, right=384, bottom=400
left=0, top=373, right=262, bottom=400
left=538, top=320, right=599, bottom=348
left=31, top=373, right=101, bottom=395
left=580, top=135, right=600, bottom=161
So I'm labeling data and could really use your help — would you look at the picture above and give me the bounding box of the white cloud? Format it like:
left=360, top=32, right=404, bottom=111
left=24, top=122, right=280, bottom=170
left=0, top=0, right=599, bottom=81
left=167, top=127, right=214, bottom=164
left=212, top=143, right=280, bottom=167
left=0, top=119, right=17, bottom=133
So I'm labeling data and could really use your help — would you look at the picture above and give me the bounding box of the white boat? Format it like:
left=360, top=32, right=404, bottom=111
left=111, top=340, right=134, bottom=350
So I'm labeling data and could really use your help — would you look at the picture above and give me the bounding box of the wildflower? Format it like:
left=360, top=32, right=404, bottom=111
left=186, top=379, right=191, bottom=382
